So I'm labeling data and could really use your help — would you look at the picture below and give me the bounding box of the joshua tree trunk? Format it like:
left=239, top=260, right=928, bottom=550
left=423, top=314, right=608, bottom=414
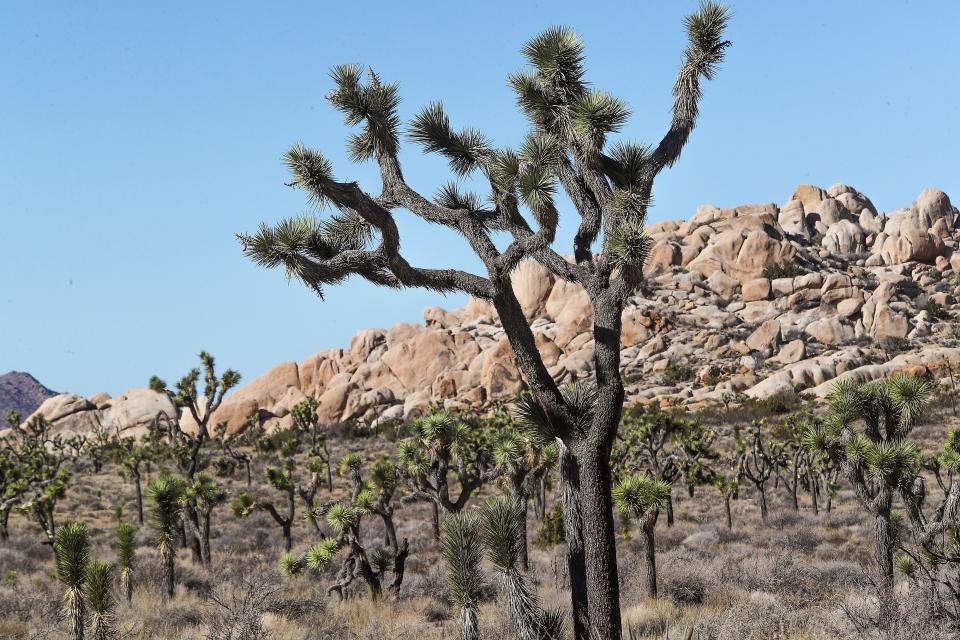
left=571, top=437, right=623, bottom=640
left=387, top=538, right=409, bottom=598
left=200, top=512, right=211, bottom=565
left=723, top=495, right=732, bottom=529
left=162, top=551, right=175, bottom=599
left=665, top=493, right=675, bottom=527
left=640, top=511, right=659, bottom=599
left=809, top=476, right=819, bottom=515
left=430, top=501, right=441, bottom=541
left=874, top=508, right=895, bottom=597
left=759, top=485, right=769, bottom=524
left=0, top=504, right=11, bottom=541
left=133, top=473, right=144, bottom=524
left=121, top=568, right=133, bottom=604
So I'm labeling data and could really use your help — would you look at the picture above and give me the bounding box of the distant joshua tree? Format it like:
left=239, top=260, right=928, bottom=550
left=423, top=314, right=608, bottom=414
left=147, top=472, right=186, bottom=599
left=735, top=420, right=777, bottom=524
left=240, top=4, right=732, bottom=635
left=180, top=473, right=225, bottom=566
left=232, top=437, right=298, bottom=552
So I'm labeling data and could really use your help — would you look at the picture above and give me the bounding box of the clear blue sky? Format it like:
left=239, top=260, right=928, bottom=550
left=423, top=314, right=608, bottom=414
left=2, top=1, right=958, bottom=397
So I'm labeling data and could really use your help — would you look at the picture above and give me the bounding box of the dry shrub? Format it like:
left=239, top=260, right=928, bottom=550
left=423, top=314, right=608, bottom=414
left=205, top=566, right=280, bottom=640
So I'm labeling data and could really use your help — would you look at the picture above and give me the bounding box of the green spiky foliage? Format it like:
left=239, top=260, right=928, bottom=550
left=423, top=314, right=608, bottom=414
left=441, top=512, right=484, bottom=640
left=613, top=475, right=671, bottom=599
left=85, top=560, right=115, bottom=640
left=612, top=402, right=718, bottom=526
left=479, top=496, right=564, bottom=640
left=55, top=520, right=89, bottom=640
left=110, top=434, right=162, bottom=525
left=484, top=405, right=559, bottom=571
left=806, top=375, right=932, bottom=596
left=396, top=411, right=499, bottom=538
left=115, top=521, right=137, bottom=604
left=147, top=473, right=185, bottom=598
left=239, top=6, right=731, bottom=636
left=180, top=473, right=224, bottom=566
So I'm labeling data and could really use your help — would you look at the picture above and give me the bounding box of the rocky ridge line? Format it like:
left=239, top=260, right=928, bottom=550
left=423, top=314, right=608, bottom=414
left=27, top=183, right=960, bottom=436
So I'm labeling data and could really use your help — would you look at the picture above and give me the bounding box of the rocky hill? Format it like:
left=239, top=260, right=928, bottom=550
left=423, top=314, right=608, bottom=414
left=26, top=183, right=960, bottom=436
left=0, top=372, right=56, bottom=421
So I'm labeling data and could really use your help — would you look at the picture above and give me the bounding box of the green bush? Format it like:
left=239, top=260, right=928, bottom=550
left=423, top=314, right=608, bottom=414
left=662, top=363, right=695, bottom=385
left=762, top=261, right=805, bottom=280
left=534, top=504, right=565, bottom=547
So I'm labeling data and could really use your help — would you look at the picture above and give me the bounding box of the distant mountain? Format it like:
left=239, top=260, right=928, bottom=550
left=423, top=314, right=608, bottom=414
left=0, top=371, right=57, bottom=422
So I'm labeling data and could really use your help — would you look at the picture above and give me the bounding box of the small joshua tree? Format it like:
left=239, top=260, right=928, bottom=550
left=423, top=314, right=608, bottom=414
left=85, top=560, right=115, bottom=640
left=442, top=512, right=485, bottom=640
left=735, top=420, right=777, bottom=524
left=713, top=474, right=738, bottom=529
left=181, top=473, right=224, bottom=566
left=147, top=472, right=185, bottom=599
left=397, top=411, right=499, bottom=538
left=240, top=5, right=732, bottom=635
left=116, top=521, right=137, bottom=604
left=232, top=439, right=298, bottom=552
left=804, top=375, right=930, bottom=600
left=291, top=397, right=333, bottom=492
left=55, top=521, right=90, bottom=640
left=487, top=408, right=558, bottom=571
left=612, top=475, right=672, bottom=599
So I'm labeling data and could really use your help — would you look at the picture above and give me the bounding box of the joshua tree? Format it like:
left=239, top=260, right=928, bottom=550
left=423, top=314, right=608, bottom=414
left=232, top=438, right=298, bottom=552
left=239, top=4, right=731, bottom=635
left=612, top=402, right=717, bottom=526
left=116, top=521, right=137, bottom=604
left=735, top=420, right=777, bottom=524
left=180, top=473, right=225, bottom=565
left=805, top=375, right=931, bottom=600
left=147, top=472, right=185, bottom=599
left=150, top=351, right=240, bottom=562
left=612, top=475, right=672, bottom=599
left=291, top=397, right=333, bottom=492
left=397, top=411, right=500, bottom=538
left=111, top=434, right=155, bottom=524
left=713, top=474, right=738, bottom=529
left=54, top=521, right=90, bottom=640
left=442, top=512, right=485, bottom=640
left=488, top=419, right=558, bottom=571
left=213, top=418, right=259, bottom=487
left=85, top=560, right=115, bottom=640
left=897, top=427, right=960, bottom=622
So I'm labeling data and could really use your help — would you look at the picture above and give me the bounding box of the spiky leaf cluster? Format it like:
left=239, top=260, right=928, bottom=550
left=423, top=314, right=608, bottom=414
left=612, top=475, right=672, bottom=519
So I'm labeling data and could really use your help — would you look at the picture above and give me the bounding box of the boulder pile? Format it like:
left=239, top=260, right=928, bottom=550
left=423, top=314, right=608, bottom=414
left=29, top=184, right=960, bottom=435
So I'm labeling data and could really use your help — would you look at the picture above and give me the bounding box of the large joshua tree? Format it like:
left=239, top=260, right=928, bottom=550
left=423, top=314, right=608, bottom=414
left=239, top=5, right=731, bottom=636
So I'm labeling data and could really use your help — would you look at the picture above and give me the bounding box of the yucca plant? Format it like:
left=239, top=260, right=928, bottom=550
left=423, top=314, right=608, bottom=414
left=612, top=475, right=672, bottom=599
left=480, top=496, right=564, bottom=640
left=147, top=472, right=185, bottom=598
left=85, top=560, right=115, bottom=640
left=441, top=512, right=485, bottom=640
left=55, top=520, right=90, bottom=640
left=115, top=521, right=137, bottom=604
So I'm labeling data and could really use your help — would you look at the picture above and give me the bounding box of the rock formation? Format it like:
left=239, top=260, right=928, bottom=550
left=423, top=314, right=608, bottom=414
left=0, top=372, right=56, bottom=421
left=27, top=184, right=960, bottom=435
